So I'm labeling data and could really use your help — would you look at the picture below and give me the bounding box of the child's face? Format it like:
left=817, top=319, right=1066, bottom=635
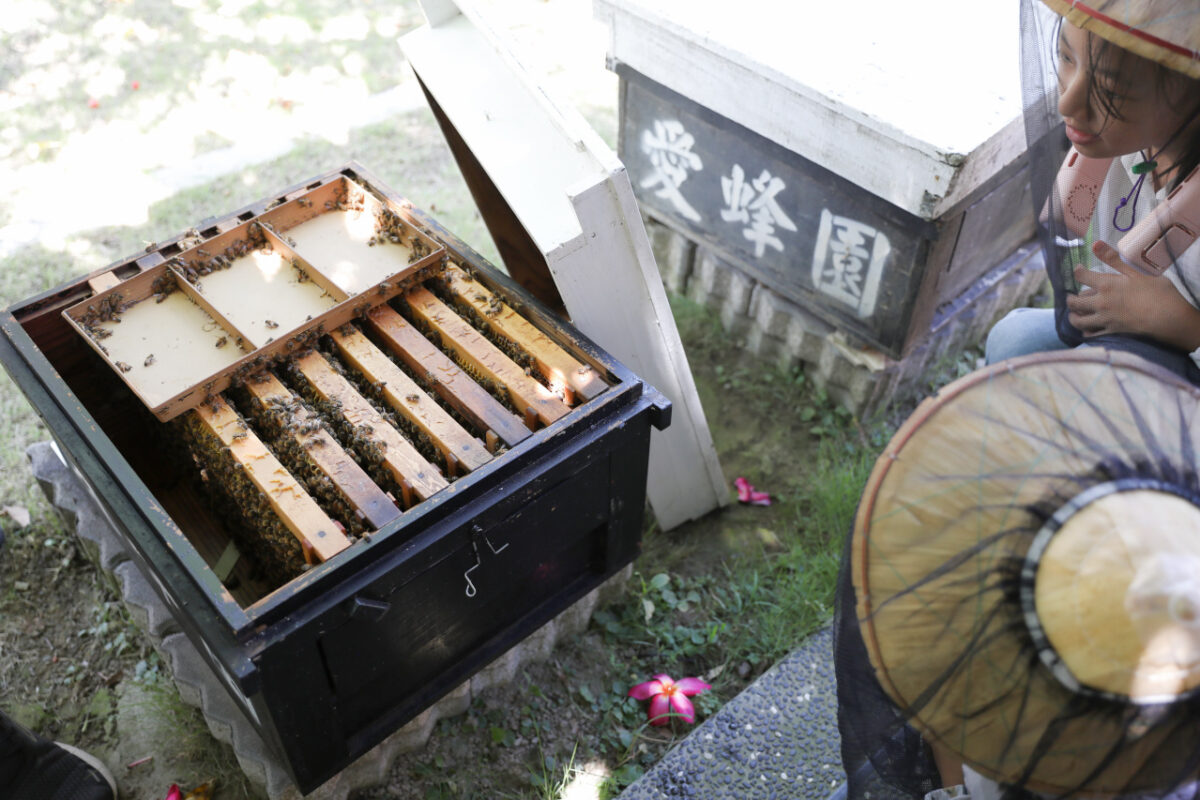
left=1056, top=20, right=1193, bottom=162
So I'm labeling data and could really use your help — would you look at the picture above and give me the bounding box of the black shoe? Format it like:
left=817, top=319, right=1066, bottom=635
left=0, top=712, right=117, bottom=800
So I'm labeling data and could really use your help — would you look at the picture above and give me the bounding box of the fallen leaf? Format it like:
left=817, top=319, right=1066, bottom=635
left=3, top=505, right=30, bottom=527
left=184, top=782, right=215, bottom=800
left=756, top=527, right=784, bottom=552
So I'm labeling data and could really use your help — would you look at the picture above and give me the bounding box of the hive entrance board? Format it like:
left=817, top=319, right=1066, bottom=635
left=63, top=176, right=445, bottom=422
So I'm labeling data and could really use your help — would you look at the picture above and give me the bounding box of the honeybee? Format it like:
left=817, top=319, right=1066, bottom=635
left=297, top=197, right=312, bottom=208
left=144, top=354, right=156, bottom=367
left=215, top=337, right=228, bottom=348
left=115, top=361, right=132, bottom=373
left=405, top=393, right=420, bottom=404
left=232, top=431, right=248, bottom=442
left=264, top=320, right=279, bottom=329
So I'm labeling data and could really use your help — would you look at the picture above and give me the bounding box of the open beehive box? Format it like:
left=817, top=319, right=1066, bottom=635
left=0, top=162, right=669, bottom=792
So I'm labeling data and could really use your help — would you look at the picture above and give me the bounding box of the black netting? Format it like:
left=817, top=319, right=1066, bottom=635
left=834, top=523, right=940, bottom=799
left=1019, top=0, right=1200, bottom=385
left=834, top=350, right=1200, bottom=799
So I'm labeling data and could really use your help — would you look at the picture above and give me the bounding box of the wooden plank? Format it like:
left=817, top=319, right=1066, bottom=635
left=440, top=264, right=607, bottom=403
left=418, top=81, right=566, bottom=315
left=328, top=324, right=493, bottom=474
left=86, top=271, right=120, bottom=294
left=242, top=373, right=402, bottom=531
left=365, top=303, right=530, bottom=448
left=404, top=287, right=571, bottom=428
left=292, top=350, right=449, bottom=503
left=193, top=396, right=349, bottom=562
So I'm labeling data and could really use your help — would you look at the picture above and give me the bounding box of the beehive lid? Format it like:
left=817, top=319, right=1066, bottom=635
left=400, top=0, right=728, bottom=530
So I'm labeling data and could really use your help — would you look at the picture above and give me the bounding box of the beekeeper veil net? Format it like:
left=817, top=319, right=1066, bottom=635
left=833, top=3, right=1200, bottom=799
left=1022, top=0, right=1200, bottom=379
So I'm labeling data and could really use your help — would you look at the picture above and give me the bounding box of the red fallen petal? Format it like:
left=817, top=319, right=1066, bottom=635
left=669, top=691, right=696, bottom=723
left=675, top=677, right=711, bottom=696
left=87, top=98, right=99, bottom=109
left=734, top=477, right=752, bottom=502
left=648, top=693, right=671, bottom=725
left=749, top=490, right=771, bottom=506
left=628, top=679, right=664, bottom=700
left=131, top=80, right=140, bottom=90
left=165, top=785, right=184, bottom=800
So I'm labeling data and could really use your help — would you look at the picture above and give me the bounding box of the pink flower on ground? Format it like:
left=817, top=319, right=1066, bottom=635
left=164, top=785, right=183, bottom=800
left=628, top=673, right=711, bottom=726
left=734, top=476, right=771, bottom=506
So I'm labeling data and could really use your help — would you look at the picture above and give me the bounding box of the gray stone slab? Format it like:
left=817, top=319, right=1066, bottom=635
left=619, top=627, right=845, bottom=800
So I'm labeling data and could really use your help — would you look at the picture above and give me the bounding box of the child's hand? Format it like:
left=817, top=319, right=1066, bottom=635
left=1067, top=241, right=1200, bottom=351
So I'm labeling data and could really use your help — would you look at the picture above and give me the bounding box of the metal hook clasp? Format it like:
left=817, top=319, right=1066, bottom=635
left=462, top=527, right=510, bottom=598
left=464, top=539, right=481, bottom=598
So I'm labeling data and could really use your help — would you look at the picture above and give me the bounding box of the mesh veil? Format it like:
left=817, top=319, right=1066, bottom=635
left=834, top=350, right=1200, bottom=799
left=1021, top=0, right=1200, bottom=383
left=834, top=5, right=1200, bottom=796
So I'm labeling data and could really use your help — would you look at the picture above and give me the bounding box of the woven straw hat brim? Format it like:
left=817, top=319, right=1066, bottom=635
left=853, top=348, right=1200, bottom=795
left=1041, top=0, right=1200, bottom=79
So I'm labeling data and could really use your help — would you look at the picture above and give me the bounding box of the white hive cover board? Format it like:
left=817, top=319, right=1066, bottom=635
left=402, top=0, right=729, bottom=529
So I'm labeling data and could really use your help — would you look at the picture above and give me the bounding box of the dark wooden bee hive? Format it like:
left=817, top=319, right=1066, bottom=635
left=0, top=163, right=669, bottom=793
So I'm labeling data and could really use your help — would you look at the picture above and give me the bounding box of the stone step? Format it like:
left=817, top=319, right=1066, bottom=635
left=619, top=628, right=849, bottom=800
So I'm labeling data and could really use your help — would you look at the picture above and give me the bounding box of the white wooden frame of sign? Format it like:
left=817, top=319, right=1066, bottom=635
left=593, top=0, right=1027, bottom=221
left=401, top=0, right=728, bottom=530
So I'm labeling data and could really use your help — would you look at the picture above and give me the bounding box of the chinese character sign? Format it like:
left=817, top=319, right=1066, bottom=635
left=811, top=209, right=890, bottom=318
left=640, top=119, right=703, bottom=222
left=720, top=164, right=797, bottom=258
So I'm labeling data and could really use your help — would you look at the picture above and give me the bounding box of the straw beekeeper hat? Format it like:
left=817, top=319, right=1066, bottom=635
left=1040, top=0, right=1200, bottom=78
left=852, top=348, right=1200, bottom=796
